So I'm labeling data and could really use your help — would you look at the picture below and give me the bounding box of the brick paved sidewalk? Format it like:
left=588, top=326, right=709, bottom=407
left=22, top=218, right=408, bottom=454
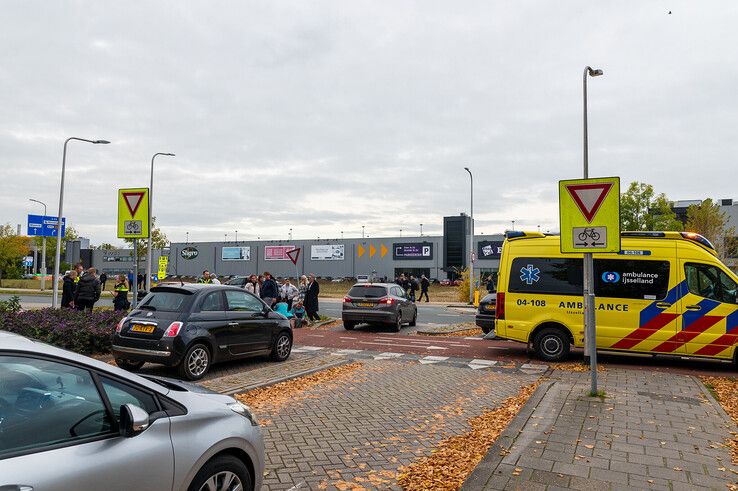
left=464, top=368, right=737, bottom=490
left=250, top=359, right=540, bottom=490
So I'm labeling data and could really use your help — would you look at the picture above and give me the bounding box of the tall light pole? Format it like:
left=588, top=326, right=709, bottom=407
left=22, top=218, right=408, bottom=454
left=583, top=65, right=603, bottom=395
left=52, top=137, right=110, bottom=308
left=362, top=225, right=365, bottom=238
left=511, top=220, right=515, bottom=231
left=464, top=167, right=474, bottom=305
left=341, top=231, right=344, bottom=239
left=235, top=230, right=238, bottom=242
left=289, top=228, right=292, bottom=241
left=29, top=198, right=48, bottom=291
left=420, top=223, right=423, bottom=236
left=185, top=232, right=189, bottom=243
left=224, top=233, right=228, bottom=242
left=400, top=228, right=403, bottom=237
left=146, top=152, right=175, bottom=292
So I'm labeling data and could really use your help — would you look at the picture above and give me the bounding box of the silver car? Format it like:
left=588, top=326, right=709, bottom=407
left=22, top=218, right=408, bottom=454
left=0, top=331, right=264, bottom=491
left=342, top=282, right=418, bottom=331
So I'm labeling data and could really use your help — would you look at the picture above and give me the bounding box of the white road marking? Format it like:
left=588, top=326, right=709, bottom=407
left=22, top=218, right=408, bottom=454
left=464, top=336, right=485, bottom=340
left=426, top=346, right=448, bottom=351
left=298, top=346, right=324, bottom=351
left=339, top=336, right=357, bottom=340
left=419, top=355, right=449, bottom=365
left=306, top=334, right=325, bottom=338
left=359, top=341, right=437, bottom=349
left=331, top=349, right=364, bottom=356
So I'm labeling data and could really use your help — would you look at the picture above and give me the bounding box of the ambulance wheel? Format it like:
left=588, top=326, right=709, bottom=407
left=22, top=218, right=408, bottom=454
left=533, top=327, right=570, bottom=362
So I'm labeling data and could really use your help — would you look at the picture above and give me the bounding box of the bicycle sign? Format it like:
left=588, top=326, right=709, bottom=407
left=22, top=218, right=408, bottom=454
left=573, top=226, right=607, bottom=248
left=559, top=177, right=620, bottom=253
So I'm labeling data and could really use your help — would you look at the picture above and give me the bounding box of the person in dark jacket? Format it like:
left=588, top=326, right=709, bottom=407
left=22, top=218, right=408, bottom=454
left=260, top=272, right=279, bottom=307
left=61, top=270, right=77, bottom=308
left=419, top=275, right=430, bottom=302
left=99, top=272, right=108, bottom=291
left=304, top=274, right=320, bottom=322
left=74, top=268, right=101, bottom=311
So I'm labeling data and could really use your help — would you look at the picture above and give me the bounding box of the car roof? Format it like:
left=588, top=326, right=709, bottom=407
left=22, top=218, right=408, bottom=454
left=350, top=283, right=395, bottom=288
left=152, top=283, right=245, bottom=293
left=0, top=330, right=169, bottom=395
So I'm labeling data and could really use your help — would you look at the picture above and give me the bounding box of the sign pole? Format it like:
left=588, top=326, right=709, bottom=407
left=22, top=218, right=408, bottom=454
left=41, top=235, right=46, bottom=291
left=132, top=241, right=139, bottom=308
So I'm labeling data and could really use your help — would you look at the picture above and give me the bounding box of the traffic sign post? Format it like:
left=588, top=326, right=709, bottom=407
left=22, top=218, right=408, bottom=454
left=118, top=188, right=150, bottom=307
left=559, top=177, right=620, bottom=395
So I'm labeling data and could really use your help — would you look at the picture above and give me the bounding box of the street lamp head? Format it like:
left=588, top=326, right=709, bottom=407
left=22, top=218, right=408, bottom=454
left=93, top=140, right=110, bottom=144
left=587, top=67, right=604, bottom=77
left=163, top=152, right=175, bottom=156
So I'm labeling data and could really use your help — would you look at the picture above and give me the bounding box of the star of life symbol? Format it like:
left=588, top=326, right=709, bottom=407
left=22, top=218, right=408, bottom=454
left=520, top=264, right=541, bottom=285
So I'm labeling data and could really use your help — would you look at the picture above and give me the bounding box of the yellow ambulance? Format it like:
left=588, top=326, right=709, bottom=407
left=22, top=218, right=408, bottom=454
left=494, top=231, right=738, bottom=363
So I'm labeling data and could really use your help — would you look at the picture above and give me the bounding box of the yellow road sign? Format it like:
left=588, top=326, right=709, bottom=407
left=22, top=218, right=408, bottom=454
left=559, top=177, right=620, bottom=253
left=158, top=256, right=168, bottom=280
left=117, top=188, right=150, bottom=239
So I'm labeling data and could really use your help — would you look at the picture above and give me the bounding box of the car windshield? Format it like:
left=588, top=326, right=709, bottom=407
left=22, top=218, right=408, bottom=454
left=348, top=285, right=387, bottom=298
left=139, top=291, right=189, bottom=312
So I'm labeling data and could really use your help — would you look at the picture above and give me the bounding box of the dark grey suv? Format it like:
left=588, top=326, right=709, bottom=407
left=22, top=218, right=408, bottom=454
left=342, top=283, right=417, bottom=331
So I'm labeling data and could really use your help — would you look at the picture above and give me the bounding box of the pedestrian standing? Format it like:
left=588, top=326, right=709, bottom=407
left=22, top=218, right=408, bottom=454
left=304, top=274, right=320, bottom=322
left=198, top=270, right=212, bottom=283
left=112, top=274, right=130, bottom=311
left=245, top=274, right=260, bottom=297
left=281, top=278, right=299, bottom=309
left=137, top=273, right=144, bottom=290
left=298, top=275, right=308, bottom=302
left=74, top=263, right=84, bottom=285
left=408, top=275, right=418, bottom=302
left=61, top=270, right=77, bottom=308
left=99, top=272, right=108, bottom=291
left=127, top=270, right=135, bottom=288
left=419, top=275, right=430, bottom=302
left=74, top=268, right=101, bottom=312
left=210, top=273, right=221, bottom=284
left=260, top=272, right=279, bottom=307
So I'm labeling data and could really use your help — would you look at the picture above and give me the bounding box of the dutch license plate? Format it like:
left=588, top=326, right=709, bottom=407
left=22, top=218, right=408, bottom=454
left=357, top=302, right=374, bottom=308
left=130, top=324, right=155, bottom=334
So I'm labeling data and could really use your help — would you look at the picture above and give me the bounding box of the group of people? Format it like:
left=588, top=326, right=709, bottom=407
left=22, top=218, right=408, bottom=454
left=199, top=270, right=321, bottom=327
left=61, top=263, right=131, bottom=312
left=395, top=274, right=430, bottom=302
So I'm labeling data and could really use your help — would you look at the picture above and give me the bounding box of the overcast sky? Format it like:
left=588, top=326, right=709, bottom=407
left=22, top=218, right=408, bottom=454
left=2, top=1, right=737, bottom=245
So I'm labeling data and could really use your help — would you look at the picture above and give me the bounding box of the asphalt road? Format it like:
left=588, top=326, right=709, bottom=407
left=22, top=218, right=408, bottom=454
left=293, top=323, right=738, bottom=377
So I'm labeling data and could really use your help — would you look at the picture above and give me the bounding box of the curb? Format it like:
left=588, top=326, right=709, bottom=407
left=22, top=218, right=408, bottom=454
left=220, top=358, right=350, bottom=396
left=692, top=375, right=737, bottom=427
left=460, top=380, right=556, bottom=491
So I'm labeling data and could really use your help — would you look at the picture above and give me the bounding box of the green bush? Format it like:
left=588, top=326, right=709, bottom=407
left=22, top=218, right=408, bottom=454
left=0, top=307, right=124, bottom=356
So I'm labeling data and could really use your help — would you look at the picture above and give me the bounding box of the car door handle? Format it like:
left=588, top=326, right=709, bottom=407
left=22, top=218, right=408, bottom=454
left=227, top=322, right=239, bottom=326
left=655, top=302, right=671, bottom=309
left=685, top=305, right=701, bottom=311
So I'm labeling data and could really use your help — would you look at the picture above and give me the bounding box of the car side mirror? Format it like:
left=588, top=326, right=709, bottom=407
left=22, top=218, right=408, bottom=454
left=119, top=403, right=149, bottom=437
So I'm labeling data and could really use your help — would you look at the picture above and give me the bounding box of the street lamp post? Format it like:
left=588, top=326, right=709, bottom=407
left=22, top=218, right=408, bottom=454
left=464, top=167, right=474, bottom=305
left=362, top=225, right=365, bottom=238
left=235, top=230, right=238, bottom=242
left=420, top=223, right=423, bottom=236
left=146, top=152, right=175, bottom=292
left=29, top=198, right=47, bottom=291
left=583, top=66, right=603, bottom=395
left=52, top=137, right=110, bottom=308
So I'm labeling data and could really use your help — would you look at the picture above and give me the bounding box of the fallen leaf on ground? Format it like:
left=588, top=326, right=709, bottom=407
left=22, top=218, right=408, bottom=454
left=396, top=383, right=538, bottom=491
left=701, top=376, right=738, bottom=464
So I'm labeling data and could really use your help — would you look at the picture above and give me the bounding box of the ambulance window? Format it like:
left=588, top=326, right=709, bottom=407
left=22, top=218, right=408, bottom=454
left=684, top=263, right=738, bottom=304
left=594, top=259, right=670, bottom=300
left=508, top=258, right=583, bottom=295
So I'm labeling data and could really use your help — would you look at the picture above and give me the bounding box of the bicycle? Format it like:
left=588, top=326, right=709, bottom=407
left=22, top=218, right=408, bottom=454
left=578, top=228, right=601, bottom=241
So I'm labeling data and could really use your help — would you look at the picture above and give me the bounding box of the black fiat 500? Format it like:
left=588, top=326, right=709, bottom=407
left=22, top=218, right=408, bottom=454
left=112, top=284, right=292, bottom=380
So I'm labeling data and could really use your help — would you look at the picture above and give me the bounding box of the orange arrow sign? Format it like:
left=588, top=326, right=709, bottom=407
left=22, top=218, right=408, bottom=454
left=357, top=244, right=365, bottom=257
left=369, top=243, right=376, bottom=257
left=380, top=243, right=388, bottom=258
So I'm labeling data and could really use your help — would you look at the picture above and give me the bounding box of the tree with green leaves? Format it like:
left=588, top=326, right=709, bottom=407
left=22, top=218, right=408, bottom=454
left=620, top=182, right=683, bottom=232
left=96, top=243, right=119, bottom=250
left=685, top=199, right=736, bottom=261
left=123, top=217, right=168, bottom=259
left=0, top=223, right=31, bottom=279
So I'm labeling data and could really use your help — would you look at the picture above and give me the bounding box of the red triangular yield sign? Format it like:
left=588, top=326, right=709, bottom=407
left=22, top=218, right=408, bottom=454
left=122, top=191, right=145, bottom=217
left=286, top=248, right=300, bottom=265
left=565, top=183, right=613, bottom=222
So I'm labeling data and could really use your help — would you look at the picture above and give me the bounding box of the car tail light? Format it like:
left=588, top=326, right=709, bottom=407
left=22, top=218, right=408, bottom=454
left=164, top=321, right=183, bottom=337
left=115, top=317, right=126, bottom=333
left=343, top=296, right=353, bottom=303
left=495, top=293, right=505, bottom=320
left=379, top=297, right=394, bottom=305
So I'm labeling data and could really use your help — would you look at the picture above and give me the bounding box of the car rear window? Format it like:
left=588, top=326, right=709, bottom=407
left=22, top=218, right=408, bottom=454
left=348, top=285, right=387, bottom=298
left=139, top=291, right=189, bottom=312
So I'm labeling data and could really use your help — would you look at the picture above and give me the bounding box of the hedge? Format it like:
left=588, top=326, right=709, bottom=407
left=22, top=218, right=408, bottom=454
left=0, top=298, right=124, bottom=356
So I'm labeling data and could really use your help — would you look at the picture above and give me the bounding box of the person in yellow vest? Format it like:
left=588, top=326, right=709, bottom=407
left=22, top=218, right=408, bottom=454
left=74, top=263, right=84, bottom=284
left=198, top=270, right=212, bottom=284
left=112, top=274, right=130, bottom=311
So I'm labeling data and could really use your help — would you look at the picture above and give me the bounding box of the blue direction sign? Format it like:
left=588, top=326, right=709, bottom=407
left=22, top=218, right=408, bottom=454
left=27, top=215, right=66, bottom=237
